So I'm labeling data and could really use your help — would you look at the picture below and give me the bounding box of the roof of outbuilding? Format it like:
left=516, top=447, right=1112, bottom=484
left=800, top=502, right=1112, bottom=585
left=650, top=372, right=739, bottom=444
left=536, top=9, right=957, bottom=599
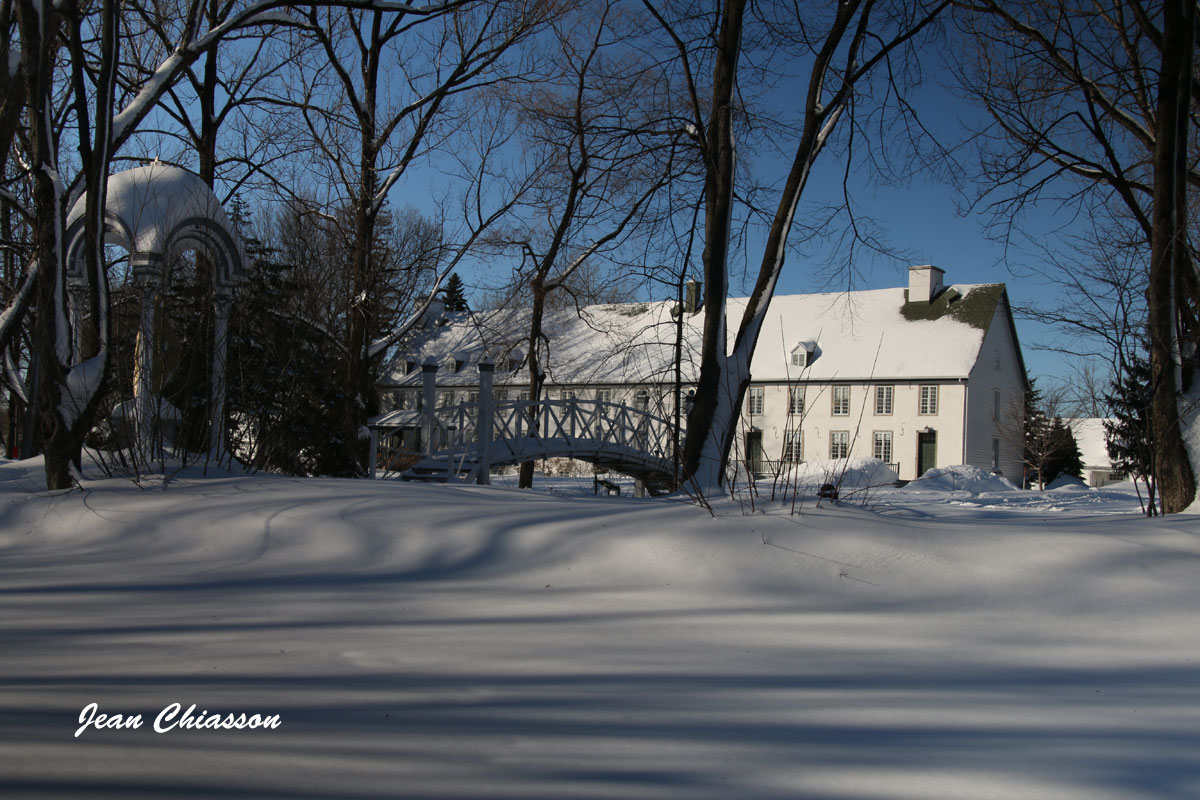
left=381, top=283, right=1011, bottom=388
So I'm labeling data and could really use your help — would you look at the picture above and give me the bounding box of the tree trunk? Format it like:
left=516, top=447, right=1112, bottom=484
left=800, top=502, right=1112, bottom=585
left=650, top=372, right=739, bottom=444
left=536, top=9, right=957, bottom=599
left=1147, top=0, right=1197, bottom=513
left=679, top=0, right=745, bottom=493
left=19, top=0, right=72, bottom=488
left=519, top=281, right=547, bottom=489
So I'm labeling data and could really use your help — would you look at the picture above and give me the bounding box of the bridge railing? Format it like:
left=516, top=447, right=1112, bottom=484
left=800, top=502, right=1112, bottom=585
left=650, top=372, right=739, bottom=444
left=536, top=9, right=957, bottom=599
left=429, top=397, right=675, bottom=463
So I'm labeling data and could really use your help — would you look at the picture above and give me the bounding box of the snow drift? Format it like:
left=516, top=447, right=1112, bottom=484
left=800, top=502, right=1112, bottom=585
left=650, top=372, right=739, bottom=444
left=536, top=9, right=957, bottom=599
left=903, top=463, right=1020, bottom=493
left=1, top=457, right=1198, bottom=799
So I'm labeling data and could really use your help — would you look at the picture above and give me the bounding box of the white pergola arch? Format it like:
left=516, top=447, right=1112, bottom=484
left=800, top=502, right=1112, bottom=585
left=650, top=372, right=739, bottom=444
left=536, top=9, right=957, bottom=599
left=64, top=164, right=247, bottom=456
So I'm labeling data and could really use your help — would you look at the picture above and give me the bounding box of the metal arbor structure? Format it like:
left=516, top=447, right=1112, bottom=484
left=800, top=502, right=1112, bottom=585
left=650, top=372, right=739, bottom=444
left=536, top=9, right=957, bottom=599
left=367, top=358, right=678, bottom=493
left=64, top=164, right=247, bottom=456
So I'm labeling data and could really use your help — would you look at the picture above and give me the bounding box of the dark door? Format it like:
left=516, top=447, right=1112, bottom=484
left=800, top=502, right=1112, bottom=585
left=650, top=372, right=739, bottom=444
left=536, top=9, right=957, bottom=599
left=746, top=430, right=764, bottom=477
left=917, top=430, right=937, bottom=477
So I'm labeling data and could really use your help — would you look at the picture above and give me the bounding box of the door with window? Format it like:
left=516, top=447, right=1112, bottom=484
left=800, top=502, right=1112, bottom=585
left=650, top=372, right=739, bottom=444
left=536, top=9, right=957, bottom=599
left=917, top=430, right=937, bottom=477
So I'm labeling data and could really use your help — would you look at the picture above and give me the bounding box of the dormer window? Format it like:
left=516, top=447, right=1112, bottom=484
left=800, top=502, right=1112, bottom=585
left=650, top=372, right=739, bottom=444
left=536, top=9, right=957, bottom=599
left=404, top=359, right=417, bottom=375
left=790, top=341, right=816, bottom=368
left=506, top=349, right=524, bottom=372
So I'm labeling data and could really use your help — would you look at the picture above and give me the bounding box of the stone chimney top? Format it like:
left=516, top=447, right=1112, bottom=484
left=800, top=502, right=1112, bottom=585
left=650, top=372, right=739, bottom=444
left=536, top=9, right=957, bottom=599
left=684, top=279, right=702, bottom=314
left=422, top=297, right=446, bottom=328
left=907, top=265, right=945, bottom=303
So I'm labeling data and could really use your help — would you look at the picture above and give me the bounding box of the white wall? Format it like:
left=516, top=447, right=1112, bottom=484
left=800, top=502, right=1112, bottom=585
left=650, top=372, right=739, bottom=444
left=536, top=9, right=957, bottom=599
left=966, top=301, right=1027, bottom=483
left=741, top=381, right=966, bottom=481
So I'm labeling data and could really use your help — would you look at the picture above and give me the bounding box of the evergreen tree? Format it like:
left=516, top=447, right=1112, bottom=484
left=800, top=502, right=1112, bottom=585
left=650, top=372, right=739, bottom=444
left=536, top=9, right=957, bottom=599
left=1042, top=416, right=1083, bottom=485
left=1019, top=380, right=1083, bottom=489
left=1104, top=347, right=1158, bottom=515
left=442, top=273, right=469, bottom=312
left=1021, top=380, right=1051, bottom=488
left=224, top=206, right=359, bottom=477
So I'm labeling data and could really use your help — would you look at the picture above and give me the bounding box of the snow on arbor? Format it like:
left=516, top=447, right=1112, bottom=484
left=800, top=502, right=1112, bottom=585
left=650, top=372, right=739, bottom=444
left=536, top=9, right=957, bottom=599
left=64, top=164, right=246, bottom=456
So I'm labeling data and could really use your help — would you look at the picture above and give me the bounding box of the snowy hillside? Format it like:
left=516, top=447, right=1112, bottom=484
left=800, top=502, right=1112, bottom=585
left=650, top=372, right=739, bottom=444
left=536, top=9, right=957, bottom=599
left=1, top=458, right=1198, bottom=799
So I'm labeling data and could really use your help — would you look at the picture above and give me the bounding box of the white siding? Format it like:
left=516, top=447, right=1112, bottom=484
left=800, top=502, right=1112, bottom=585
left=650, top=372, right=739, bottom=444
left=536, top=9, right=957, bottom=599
left=743, top=380, right=966, bottom=481
left=966, top=301, right=1027, bottom=482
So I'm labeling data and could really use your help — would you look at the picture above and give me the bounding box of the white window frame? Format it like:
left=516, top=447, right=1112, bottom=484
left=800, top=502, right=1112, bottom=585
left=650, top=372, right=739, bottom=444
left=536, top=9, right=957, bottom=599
left=783, top=430, right=803, bottom=462
left=919, top=385, right=939, bottom=415
left=873, top=430, right=893, bottom=463
left=830, top=430, right=849, bottom=459
left=832, top=385, right=850, bottom=416
left=596, top=388, right=612, bottom=403
left=789, top=387, right=805, bottom=415
left=439, top=390, right=455, bottom=408
left=748, top=386, right=764, bottom=415
left=875, top=385, right=893, bottom=415
left=635, top=389, right=650, bottom=410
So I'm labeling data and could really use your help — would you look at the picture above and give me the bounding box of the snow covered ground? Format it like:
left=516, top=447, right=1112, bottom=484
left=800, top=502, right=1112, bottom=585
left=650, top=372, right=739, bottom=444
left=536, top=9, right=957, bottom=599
left=2, top=457, right=1198, bottom=799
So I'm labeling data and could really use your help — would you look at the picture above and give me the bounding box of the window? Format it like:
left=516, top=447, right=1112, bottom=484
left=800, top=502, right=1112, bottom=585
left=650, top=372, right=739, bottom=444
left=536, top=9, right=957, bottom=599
left=596, top=388, right=611, bottom=403
left=748, top=386, right=764, bottom=415
left=830, top=430, right=849, bottom=459
left=635, top=389, right=650, bottom=410
left=495, top=390, right=508, bottom=403
left=439, top=391, right=455, bottom=407
left=832, top=385, right=850, bottom=416
left=993, top=390, right=1001, bottom=420
left=992, top=438, right=1001, bottom=471
left=468, top=391, right=480, bottom=404
left=560, top=389, right=576, bottom=400
left=783, top=430, right=803, bottom=462
left=873, top=431, right=893, bottom=463
left=875, top=385, right=893, bottom=415
left=789, top=387, right=805, bottom=415
left=919, top=385, right=938, bottom=415
left=791, top=341, right=815, bottom=368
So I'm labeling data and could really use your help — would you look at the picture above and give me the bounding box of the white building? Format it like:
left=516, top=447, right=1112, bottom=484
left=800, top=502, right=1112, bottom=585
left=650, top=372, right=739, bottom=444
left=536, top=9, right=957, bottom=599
left=1068, top=418, right=1125, bottom=487
left=379, top=266, right=1029, bottom=482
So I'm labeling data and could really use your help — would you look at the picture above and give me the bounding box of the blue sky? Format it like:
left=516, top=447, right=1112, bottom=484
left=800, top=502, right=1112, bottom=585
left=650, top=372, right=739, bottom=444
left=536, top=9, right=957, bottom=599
left=440, top=51, right=1095, bottom=389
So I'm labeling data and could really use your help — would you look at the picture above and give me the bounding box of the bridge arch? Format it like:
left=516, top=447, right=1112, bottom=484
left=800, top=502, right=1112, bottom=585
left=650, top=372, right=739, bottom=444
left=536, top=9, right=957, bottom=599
left=367, top=360, right=679, bottom=493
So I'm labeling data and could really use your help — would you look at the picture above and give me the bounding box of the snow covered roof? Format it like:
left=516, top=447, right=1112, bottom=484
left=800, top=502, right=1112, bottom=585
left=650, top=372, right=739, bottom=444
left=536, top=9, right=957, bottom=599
left=1067, top=418, right=1114, bottom=468
left=381, top=283, right=1010, bottom=388
left=65, top=164, right=246, bottom=286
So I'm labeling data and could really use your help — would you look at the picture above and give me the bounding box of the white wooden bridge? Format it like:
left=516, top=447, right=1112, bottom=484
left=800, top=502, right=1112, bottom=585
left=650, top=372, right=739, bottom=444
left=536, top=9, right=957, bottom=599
left=367, top=359, right=678, bottom=494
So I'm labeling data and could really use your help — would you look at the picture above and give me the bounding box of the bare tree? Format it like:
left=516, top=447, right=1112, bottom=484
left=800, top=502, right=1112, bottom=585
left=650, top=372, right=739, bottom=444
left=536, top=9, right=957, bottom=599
left=3, top=0, right=480, bottom=488
left=955, top=0, right=1198, bottom=511
left=276, top=0, right=548, bottom=473
left=644, top=0, right=948, bottom=494
left=481, top=0, right=690, bottom=487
